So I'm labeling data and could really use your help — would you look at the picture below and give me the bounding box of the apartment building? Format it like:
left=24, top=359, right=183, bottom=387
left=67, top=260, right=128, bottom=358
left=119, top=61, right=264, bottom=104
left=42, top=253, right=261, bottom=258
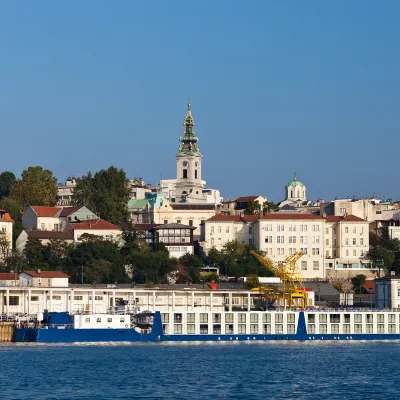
left=201, top=212, right=374, bottom=279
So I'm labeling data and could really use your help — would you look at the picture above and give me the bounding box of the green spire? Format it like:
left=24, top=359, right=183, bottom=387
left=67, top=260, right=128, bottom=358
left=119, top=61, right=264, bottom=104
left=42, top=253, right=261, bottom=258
left=178, top=97, right=201, bottom=155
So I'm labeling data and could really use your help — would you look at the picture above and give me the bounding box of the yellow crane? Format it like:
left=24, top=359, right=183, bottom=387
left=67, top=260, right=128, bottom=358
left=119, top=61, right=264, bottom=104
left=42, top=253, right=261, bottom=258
left=249, top=250, right=308, bottom=309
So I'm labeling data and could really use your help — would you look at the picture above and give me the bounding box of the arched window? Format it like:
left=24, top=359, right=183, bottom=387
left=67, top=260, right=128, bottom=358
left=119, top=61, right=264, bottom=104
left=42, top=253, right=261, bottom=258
left=291, top=190, right=293, bottom=198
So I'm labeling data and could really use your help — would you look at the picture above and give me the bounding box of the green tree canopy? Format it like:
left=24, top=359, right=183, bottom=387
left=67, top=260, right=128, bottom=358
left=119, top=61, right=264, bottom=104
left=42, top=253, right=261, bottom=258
left=244, top=274, right=260, bottom=289
left=10, top=166, right=58, bottom=209
left=351, top=274, right=367, bottom=294
left=0, top=171, right=17, bottom=199
left=73, top=166, right=130, bottom=226
left=263, top=201, right=279, bottom=214
left=244, top=200, right=261, bottom=215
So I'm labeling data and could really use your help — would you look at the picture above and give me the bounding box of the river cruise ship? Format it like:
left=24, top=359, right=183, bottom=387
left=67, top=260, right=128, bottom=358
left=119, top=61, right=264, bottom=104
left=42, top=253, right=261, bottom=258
left=14, top=308, right=400, bottom=342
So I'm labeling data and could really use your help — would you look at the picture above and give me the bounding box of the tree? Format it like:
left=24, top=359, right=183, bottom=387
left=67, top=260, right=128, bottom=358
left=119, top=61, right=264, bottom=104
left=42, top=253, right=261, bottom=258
left=0, top=197, right=21, bottom=222
left=244, top=200, right=261, bottom=215
left=351, top=274, right=366, bottom=295
left=73, top=166, right=130, bottom=226
left=263, top=201, right=279, bottom=214
left=85, top=260, right=112, bottom=285
left=0, top=234, right=11, bottom=260
left=24, top=237, right=47, bottom=268
left=244, top=274, right=260, bottom=289
left=0, top=171, right=16, bottom=199
left=10, top=166, right=57, bottom=209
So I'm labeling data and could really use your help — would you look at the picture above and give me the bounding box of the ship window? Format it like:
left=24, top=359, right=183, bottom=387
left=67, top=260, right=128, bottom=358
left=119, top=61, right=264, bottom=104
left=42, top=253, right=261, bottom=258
left=354, top=324, right=362, bottom=333
left=366, top=324, right=373, bottom=333
left=85, top=317, right=90, bottom=323
left=343, top=324, right=350, bottom=333
left=52, top=296, right=61, bottom=301
left=225, top=313, right=233, bottom=323
left=213, top=313, right=221, bottom=323
left=287, top=314, right=295, bottom=323
left=331, top=324, right=339, bottom=334
left=389, top=314, right=396, bottom=323
left=107, top=318, right=112, bottom=323
left=225, top=324, right=234, bottom=334
left=187, top=324, right=195, bottom=334
left=250, top=314, right=259, bottom=323
left=330, top=314, right=340, bottom=323
left=120, top=318, right=125, bottom=323
left=161, top=313, right=169, bottom=323
left=187, top=313, right=195, bottom=323
left=250, top=324, right=258, bottom=334
left=366, top=314, right=373, bottom=323
left=275, top=324, right=283, bottom=334
left=213, top=325, right=221, bottom=334
left=287, top=324, right=295, bottom=334
left=200, top=324, right=208, bottom=334
left=319, top=324, right=327, bottom=334
left=275, top=314, right=283, bottom=323
left=354, top=314, right=362, bottom=323
left=238, top=314, right=246, bottom=323
left=74, top=296, right=83, bottom=301
left=307, top=324, right=315, bottom=334
left=344, top=314, right=350, bottom=324
left=30, top=296, right=39, bottom=302
left=238, top=325, right=246, bottom=334
left=263, top=324, right=271, bottom=334
left=377, top=324, right=385, bottom=333
left=174, top=324, right=182, bottom=334
left=308, top=314, right=315, bottom=324
left=96, top=317, right=101, bottom=323
left=377, top=314, right=385, bottom=323
left=174, top=313, right=182, bottom=323
left=319, top=314, right=327, bottom=323
left=162, top=325, right=168, bottom=334
left=263, top=314, right=271, bottom=323
left=200, top=313, right=208, bottom=323
left=389, top=324, right=396, bottom=333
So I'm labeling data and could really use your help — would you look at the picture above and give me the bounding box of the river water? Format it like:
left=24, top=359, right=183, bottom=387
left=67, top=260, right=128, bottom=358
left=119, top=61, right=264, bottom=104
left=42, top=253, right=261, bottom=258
left=0, top=341, right=398, bottom=399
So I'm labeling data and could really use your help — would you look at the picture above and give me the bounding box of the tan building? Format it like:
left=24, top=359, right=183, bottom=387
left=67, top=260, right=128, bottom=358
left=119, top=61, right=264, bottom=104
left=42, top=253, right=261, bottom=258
left=20, top=270, right=70, bottom=288
left=220, top=196, right=267, bottom=216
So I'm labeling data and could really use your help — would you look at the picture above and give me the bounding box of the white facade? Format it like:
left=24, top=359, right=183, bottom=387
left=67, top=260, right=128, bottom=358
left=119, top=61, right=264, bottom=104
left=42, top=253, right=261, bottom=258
left=20, top=273, right=69, bottom=288
left=165, top=245, right=193, bottom=258
left=254, top=215, right=325, bottom=279
left=0, top=210, right=13, bottom=257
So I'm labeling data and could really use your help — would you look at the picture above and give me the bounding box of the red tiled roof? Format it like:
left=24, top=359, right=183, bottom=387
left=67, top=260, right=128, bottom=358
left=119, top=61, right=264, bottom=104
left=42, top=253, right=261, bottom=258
left=207, top=215, right=242, bottom=222
left=325, top=216, right=342, bottom=222
left=58, top=206, right=81, bottom=217
left=26, top=230, right=74, bottom=240
left=325, top=215, right=366, bottom=223
left=0, top=273, right=19, bottom=280
left=241, top=215, right=260, bottom=223
left=0, top=210, right=14, bottom=223
left=236, top=196, right=260, bottom=202
left=69, top=219, right=121, bottom=230
left=343, top=215, right=366, bottom=222
left=30, top=206, right=61, bottom=217
left=23, top=270, right=70, bottom=278
left=261, top=213, right=322, bottom=220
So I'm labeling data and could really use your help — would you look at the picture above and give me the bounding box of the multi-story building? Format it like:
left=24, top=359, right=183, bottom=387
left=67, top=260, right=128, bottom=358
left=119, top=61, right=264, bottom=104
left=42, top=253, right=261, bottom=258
left=0, top=209, right=14, bottom=257
left=57, top=177, right=76, bottom=206
left=201, top=212, right=374, bottom=280
left=135, top=222, right=195, bottom=258
left=321, top=198, right=394, bottom=233
left=220, top=196, right=267, bottom=216
left=253, top=214, right=326, bottom=279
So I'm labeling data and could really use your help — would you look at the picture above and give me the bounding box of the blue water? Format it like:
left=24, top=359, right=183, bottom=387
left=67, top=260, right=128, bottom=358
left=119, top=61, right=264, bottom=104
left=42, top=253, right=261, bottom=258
left=0, top=342, right=398, bottom=399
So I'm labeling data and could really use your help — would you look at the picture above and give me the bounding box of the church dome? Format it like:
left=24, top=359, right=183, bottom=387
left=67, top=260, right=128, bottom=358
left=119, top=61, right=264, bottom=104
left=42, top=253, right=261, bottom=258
left=286, top=173, right=304, bottom=187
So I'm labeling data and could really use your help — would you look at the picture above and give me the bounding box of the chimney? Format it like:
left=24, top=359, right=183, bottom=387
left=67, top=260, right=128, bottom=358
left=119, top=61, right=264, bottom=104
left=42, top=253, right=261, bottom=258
left=37, top=269, right=41, bottom=274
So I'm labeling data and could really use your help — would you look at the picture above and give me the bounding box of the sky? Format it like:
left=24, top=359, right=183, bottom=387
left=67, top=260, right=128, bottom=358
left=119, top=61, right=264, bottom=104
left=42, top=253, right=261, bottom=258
left=1, top=1, right=399, bottom=203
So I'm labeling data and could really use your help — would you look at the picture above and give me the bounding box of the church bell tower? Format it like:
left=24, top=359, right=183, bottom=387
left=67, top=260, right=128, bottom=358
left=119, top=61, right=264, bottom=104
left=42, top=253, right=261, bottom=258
left=175, top=98, right=205, bottom=202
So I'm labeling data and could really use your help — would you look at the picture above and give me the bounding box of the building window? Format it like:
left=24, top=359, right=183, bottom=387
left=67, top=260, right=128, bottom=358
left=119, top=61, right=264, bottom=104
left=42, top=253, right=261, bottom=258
left=301, top=261, right=307, bottom=270
left=333, top=228, right=336, bottom=235
left=189, top=220, right=193, bottom=226
left=211, top=238, right=214, bottom=245
left=353, top=250, right=356, bottom=256
left=226, top=226, right=229, bottom=233
left=300, top=247, right=308, bottom=254
left=353, top=238, right=356, bottom=245
left=313, top=261, right=319, bottom=270
left=195, top=170, right=198, bottom=179
left=183, top=169, right=188, bottom=179
left=345, top=238, right=349, bottom=246
left=177, top=220, right=181, bottom=224
left=345, top=227, right=349, bottom=234
left=164, top=220, right=168, bottom=224
left=312, top=225, right=320, bottom=232
left=360, top=238, right=364, bottom=245
left=346, top=250, right=349, bottom=256
left=312, top=248, right=320, bottom=255
left=340, top=208, right=347, bottom=214
left=218, top=226, right=221, bottom=233
left=41, top=223, right=45, bottom=230
left=333, top=250, right=337, bottom=257
left=210, top=226, right=214, bottom=234
left=265, top=236, right=272, bottom=243
left=326, top=239, right=329, bottom=245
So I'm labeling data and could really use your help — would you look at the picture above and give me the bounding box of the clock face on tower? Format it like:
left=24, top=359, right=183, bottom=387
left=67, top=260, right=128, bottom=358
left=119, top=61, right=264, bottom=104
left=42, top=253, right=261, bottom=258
left=182, top=161, right=188, bottom=167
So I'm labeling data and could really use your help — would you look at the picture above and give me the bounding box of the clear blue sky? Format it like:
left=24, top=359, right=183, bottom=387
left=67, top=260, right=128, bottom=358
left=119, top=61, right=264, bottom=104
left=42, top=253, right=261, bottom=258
left=1, top=1, right=399, bottom=202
